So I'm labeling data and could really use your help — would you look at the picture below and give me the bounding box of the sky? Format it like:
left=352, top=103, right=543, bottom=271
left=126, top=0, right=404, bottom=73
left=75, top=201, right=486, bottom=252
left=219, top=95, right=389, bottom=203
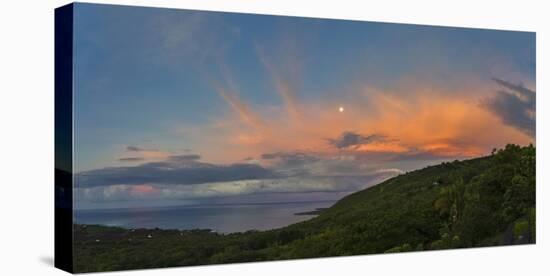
left=72, top=3, right=536, bottom=209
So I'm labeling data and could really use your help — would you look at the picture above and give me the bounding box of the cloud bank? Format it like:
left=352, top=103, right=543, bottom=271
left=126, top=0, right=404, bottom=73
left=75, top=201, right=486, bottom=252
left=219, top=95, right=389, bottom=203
left=76, top=159, right=279, bottom=188
left=76, top=145, right=406, bottom=207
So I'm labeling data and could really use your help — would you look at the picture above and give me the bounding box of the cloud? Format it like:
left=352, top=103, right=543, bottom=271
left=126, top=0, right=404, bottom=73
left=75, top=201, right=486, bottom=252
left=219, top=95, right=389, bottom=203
left=217, top=86, right=264, bottom=130
left=118, top=145, right=174, bottom=163
left=167, top=154, right=201, bottom=162
left=261, top=152, right=320, bottom=165
left=177, top=81, right=532, bottom=168
left=492, top=78, right=535, bottom=102
left=211, top=65, right=266, bottom=131
left=385, top=148, right=465, bottom=161
left=146, top=10, right=240, bottom=64
left=75, top=169, right=401, bottom=204
left=328, top=131, right=387, bottom=149
left=76, top=158, right=279, bottom=188
left=260, top=151, right=322, bottom=176
left=77, top=145, right=408, bottom=204
left=126, top=145, right=144, bottom=152
left=118, top=157, right=145, bottom=162
left=373, top=168, right=405, bottom=175
left=260, top=153, right=278, bottom=160
left=256, top=45, right=302, bottom=122
left=258, top=150, right=410, bottom=179
left=482, top=78, right=535, bottom=137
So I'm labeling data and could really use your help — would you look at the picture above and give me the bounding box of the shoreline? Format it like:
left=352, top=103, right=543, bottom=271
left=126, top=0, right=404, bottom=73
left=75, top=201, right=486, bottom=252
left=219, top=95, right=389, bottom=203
left=75, top=199, right=338, bottom=212
left=74, top=201, right=335, bottom=233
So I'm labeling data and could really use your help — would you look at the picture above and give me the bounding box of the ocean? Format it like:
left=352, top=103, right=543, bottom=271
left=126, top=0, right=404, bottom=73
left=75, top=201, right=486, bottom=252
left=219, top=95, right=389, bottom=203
left=74, top=201, right=335, bottom=233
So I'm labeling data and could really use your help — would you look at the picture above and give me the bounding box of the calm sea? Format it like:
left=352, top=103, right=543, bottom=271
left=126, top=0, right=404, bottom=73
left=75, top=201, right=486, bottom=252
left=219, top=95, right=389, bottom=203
left=74, top=201, right=335, bottom=233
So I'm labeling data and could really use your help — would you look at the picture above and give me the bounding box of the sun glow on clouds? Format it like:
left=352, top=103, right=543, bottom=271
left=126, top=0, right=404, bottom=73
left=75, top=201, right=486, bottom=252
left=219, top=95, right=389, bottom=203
left=186, top=79, right=532, bottom=165
left=129, top=185, right=159, bottom=196
left=75, top=172, right=399, bottom=205
left=88, top=71, right=534, bottom=207
left=187, top=48, right=531, bottom=165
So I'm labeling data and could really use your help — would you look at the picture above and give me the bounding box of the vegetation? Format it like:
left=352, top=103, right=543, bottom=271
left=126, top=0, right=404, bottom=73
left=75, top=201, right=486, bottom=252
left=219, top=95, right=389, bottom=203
left=74, top=144, right=536, bottom=272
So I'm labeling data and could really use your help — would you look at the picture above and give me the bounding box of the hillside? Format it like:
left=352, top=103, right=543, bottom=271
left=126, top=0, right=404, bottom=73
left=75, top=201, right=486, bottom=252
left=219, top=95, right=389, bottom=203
left=74, top=144, right=535, bottom=272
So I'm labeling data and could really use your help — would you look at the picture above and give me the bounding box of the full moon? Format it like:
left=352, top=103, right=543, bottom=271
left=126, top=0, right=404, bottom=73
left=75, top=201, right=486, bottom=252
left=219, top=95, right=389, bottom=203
left=338, top=106, right=344, bottom=113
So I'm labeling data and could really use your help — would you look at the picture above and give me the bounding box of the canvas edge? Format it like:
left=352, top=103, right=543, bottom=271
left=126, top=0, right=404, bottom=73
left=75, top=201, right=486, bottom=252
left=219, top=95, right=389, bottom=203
left=55, top=2, right=75, bottom=274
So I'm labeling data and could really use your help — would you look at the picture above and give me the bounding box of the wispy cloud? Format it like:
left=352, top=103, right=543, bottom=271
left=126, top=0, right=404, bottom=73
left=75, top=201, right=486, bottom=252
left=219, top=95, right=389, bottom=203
left=256, top=45, right=302, bottom=122
left=261, top=151, right=320, bottom=165
left=178, top=80, right=532, bottom=167
left=482, top=78, right=535, bottom=137
left=117, top=145, right=173, bottom=163
left=167, top=154, right=201, bottom=162
left=209, top=63, right=267, bottom=131
left=215, top=85, right=265, bottom=130
left=492, top=78, right=535, bottom=102
left=118, top=157, right=145, bottom=162
left=125, top=146, right=144, bottom=152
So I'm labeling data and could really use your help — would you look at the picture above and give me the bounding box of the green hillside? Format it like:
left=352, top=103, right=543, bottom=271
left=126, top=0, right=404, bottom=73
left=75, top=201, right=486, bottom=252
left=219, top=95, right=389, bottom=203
left=74, top=144, right=535, bottom=272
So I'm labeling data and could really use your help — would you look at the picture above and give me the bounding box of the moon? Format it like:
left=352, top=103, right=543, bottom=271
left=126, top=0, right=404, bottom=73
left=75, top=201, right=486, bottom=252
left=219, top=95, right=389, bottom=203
left=338, top=106, right=344, bottom=113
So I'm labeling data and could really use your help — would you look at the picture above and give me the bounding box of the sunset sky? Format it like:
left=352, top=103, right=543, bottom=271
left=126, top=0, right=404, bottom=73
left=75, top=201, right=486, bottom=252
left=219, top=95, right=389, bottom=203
left=72, top=3, right=535, bottom=209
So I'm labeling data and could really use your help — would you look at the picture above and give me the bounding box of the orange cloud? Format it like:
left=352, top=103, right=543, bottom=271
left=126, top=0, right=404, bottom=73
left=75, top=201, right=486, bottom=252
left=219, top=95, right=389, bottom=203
left=215, top=86, right=265, bottom=130
left=117, top=146, right=173, bottom=164
left=186, top=75, right=533, bottom=165
left=355, top=142, right=409, bottom=153
left=129, top=185, right=159, bottom=196
left=188, top=56, right=533, bottom=166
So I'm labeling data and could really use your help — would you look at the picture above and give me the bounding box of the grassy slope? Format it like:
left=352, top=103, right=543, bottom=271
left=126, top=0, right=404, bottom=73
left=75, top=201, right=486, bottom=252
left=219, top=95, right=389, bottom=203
left=74, top=144, right=535, bottom=272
